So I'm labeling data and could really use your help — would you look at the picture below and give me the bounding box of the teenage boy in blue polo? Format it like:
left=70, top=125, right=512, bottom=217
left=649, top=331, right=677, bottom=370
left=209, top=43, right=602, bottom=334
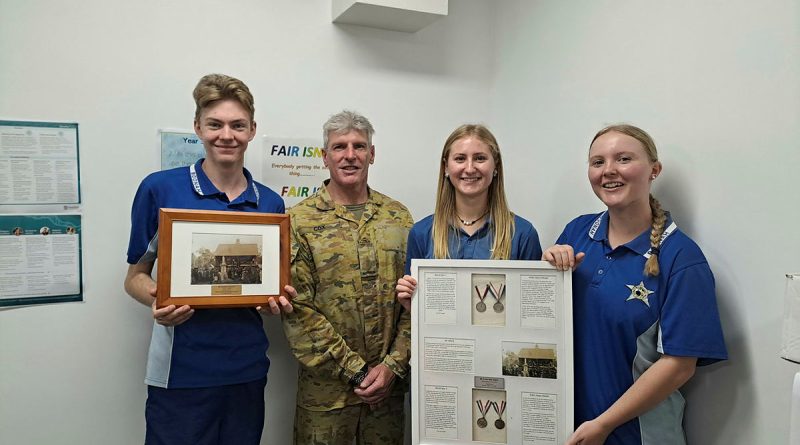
left=124, top=73, right=292, bottom=445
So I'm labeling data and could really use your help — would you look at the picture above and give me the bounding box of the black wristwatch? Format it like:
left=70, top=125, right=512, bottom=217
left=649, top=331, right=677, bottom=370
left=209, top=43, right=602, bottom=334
left=349, top=365, right=369, bottom=386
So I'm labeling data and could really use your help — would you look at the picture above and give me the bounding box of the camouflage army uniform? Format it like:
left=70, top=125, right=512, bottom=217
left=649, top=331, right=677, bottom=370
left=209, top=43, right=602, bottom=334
left=283, top=181, right=412, bottom=445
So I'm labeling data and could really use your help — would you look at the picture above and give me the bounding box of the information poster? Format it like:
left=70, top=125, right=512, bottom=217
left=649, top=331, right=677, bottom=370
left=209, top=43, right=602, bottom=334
left=160, top=130, right=206, bottom=170
left=0, top=120, right=80, bottom=205
left=0, top=214, right=83, bottom=306
left=411, top=260, right=573, bottom=445
left=262, top=137, right=328, bottom=208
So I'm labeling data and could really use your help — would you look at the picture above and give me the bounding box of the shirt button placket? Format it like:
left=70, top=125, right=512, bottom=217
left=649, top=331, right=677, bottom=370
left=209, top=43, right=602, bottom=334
left=358, top=234, right=381, bottom=363
left=592, top=254, right=613, bottom=285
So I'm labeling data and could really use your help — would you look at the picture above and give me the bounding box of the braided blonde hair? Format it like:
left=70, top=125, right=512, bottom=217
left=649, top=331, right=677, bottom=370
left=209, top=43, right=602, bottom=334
left=591, top=124, right=665, bottom=276
left=645, top=194, right=667, bottom=276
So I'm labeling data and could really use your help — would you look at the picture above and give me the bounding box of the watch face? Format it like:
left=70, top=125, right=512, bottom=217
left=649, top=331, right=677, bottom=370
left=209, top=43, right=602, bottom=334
left=352, top=371, right=367, bottom=386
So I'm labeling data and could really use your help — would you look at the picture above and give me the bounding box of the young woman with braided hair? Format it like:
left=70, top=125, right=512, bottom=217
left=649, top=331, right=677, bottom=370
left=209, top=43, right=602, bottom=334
left=543, top=124, right=727, bottom=445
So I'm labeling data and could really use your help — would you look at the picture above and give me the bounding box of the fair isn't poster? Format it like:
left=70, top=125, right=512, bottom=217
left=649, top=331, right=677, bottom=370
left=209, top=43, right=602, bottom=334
left=262, top=137, right=327, bottom=208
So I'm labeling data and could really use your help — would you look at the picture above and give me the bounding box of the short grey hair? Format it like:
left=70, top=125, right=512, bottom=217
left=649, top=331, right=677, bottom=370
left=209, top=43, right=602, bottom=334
left=322, top=110, right=374, bottom=148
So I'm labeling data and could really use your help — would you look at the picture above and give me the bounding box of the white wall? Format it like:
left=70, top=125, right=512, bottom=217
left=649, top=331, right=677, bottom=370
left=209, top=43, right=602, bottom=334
left=489, top=1, right=800, bottom=443
left=0, top=1, right=494, bottom=443
left=0, top=0, right=797, bottom=444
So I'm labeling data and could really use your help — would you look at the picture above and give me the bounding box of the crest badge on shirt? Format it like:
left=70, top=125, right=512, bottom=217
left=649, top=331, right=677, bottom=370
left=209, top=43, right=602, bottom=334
left=625, top=282, right=654, bottom=307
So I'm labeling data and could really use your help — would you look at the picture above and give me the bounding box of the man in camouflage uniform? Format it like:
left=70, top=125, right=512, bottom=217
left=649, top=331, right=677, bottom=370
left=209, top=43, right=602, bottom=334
left=283, top=110, right=413, bottom=445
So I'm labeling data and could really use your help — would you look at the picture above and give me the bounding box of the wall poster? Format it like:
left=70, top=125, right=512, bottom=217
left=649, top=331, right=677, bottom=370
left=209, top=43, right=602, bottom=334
left=411, top=259, right=573, bottom=445
left=0, top=214, right=82, bottom=307
left=0, top=120, right=80, bottom=205
left=261, top=136, right=327, bottom=208
left=160, top=129, right=205, bottom=171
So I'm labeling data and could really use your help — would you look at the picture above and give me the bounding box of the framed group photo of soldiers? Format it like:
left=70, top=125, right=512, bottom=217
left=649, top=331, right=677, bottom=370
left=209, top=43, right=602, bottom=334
left=410, top=259, right=574, bottom=445
left=155, top=208, right=290, bottom=309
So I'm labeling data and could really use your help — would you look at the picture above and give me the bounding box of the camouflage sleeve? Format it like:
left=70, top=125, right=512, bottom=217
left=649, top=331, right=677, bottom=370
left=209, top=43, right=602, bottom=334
left=382, top=308, right=411, bottom=378
left=282, top=225, right=367, bottom=384
left=381, top=210, right=414, bottom=378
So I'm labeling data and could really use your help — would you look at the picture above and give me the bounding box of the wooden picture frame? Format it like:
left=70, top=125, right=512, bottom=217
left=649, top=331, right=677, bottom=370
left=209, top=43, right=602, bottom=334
left=156, top=208, right=290, bottom=309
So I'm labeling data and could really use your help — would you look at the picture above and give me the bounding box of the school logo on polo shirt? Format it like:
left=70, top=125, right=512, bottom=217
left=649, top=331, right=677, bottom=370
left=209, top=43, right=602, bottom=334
left=626, top=281, right=654, bottom=307
left=190, top=163, right=204, bottom=195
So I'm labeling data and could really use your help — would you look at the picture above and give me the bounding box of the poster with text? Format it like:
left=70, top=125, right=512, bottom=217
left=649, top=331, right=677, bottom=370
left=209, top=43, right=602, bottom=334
left=160, top=130, right=206, bottom=171
left=262, top=137, right=327, bottom=208
left=0, top=121, right=80, bottom=205
left=0, top=214, right=83, bottom=306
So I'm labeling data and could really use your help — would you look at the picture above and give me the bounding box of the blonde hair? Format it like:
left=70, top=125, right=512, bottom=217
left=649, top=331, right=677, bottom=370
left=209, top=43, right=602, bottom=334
left=432, top=124, right=514, bottom=260
left=592, top=124, right=665, bottom=276
left=193, top=74, right=255, bottom=122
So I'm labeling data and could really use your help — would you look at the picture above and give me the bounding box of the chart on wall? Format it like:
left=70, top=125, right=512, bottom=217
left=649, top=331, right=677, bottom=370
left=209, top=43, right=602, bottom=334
left=0, top=214, right=83, bottom=306
left=0, top=121, right=80, bottom=205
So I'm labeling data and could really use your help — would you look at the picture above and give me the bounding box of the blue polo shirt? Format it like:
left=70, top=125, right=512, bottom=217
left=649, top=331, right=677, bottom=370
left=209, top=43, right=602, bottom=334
left=127, top=159, right=285, bottom=388
left=405, top=214, right=542, bottom=273
left=557, top=212, right=727, bottom=444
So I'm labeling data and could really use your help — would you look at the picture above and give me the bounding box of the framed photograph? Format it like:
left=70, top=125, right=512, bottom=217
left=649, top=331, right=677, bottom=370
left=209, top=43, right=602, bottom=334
left=156, top=208, right=290, bottom=309
left=411, top=259, right=573, bottom=445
